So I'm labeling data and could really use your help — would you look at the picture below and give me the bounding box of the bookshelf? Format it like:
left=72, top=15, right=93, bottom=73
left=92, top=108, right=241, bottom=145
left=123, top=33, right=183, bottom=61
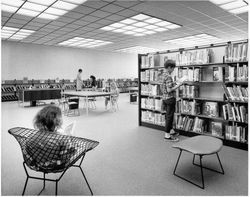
left=138, top=40, right=248, bottom=150
left=2, top=78, right=138, bottom=102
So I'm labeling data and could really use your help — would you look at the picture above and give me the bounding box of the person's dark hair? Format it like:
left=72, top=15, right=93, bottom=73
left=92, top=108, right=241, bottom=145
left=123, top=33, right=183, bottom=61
left=33, top=105, right=62, bottom=132
left=90, top=75, right=96, bottom=80
left=164, top=59, right=176, bottom=69
left=78, top=69, right=82, bottom=73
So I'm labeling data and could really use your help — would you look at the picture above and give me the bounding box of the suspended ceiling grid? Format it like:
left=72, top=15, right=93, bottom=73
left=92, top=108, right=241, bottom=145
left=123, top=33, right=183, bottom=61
left=1, top=0, right=248, bottom=52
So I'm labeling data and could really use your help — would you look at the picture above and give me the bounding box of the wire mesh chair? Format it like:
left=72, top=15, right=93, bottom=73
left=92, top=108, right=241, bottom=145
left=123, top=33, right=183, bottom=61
left=8, top=127, right=99, bottom=196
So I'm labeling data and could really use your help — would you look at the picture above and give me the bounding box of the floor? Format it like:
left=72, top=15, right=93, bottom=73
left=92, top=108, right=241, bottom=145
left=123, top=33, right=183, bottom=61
left=1, top=93, right=248, bottom=196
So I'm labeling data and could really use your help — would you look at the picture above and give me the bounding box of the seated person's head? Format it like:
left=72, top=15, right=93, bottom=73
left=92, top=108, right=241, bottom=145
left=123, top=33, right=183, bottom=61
left=33, top=105, right=62, bottom=132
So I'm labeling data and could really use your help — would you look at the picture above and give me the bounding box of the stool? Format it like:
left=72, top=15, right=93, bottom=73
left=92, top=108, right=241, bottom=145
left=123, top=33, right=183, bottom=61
left=172, top=135, right=224, bottom=189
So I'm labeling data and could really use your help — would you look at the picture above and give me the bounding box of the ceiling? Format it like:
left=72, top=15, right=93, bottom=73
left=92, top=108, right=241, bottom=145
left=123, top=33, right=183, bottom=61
left=1, top=0, right=248, bottom=53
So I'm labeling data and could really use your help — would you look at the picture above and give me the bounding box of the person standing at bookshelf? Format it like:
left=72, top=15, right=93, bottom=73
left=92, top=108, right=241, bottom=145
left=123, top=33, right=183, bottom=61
left=161, top=60, right=183, bottom=142
left=76, top=69, right=83, bottom=91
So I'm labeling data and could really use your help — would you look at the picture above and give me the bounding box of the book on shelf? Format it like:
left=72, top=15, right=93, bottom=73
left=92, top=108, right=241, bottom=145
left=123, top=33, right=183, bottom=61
left=141, top=110, right=165, bottom=126
left=193, top=117, right=207, bottom=133
left=203, top=102, right=219, bottom=117
left=225, top=42, right=248, bottom=62
left=225, top=125, right=247, bottom=143
left=236, top=64, right=248, bottom=82
left=213, top=67, right=223, bottom=81
left=211, top=122, right=223, bottom=137
left=141, top=54, right=160, bottom=68
left=222, top=103, right=247, bottom=123
left=179, top=85, right=199, bottom=98
left=176, top=49, right=213, bottom=66
left=141, top=84, right=162, bottom=96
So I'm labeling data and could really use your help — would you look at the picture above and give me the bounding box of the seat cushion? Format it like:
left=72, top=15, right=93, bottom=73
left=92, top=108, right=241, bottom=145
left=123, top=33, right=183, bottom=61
left=172, top=135, right=223, bottom=155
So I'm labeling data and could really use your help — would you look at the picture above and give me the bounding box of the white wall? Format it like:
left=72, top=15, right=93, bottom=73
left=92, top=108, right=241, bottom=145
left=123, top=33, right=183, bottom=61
left=1, top=40, right=138, bottom=81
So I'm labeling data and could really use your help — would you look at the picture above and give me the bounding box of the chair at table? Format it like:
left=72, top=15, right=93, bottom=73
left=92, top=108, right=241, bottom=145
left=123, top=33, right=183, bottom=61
left=8, top=127, right=99, bottom=196
left=110, top=95, right=119, bottom=112
left=83, top=97, right=96, bottom=110
left=66, top=97, right=80, bottom=116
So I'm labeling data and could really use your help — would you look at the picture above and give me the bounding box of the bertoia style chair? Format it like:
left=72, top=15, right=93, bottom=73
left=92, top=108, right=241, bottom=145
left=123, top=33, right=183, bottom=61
left=8, top=127, right=99, bottom=196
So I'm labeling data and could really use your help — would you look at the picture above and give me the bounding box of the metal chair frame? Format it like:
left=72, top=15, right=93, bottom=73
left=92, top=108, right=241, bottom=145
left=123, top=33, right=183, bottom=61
left=173, top=150, right=224, bottom=189
left=22, top=153, right=93, bottom=196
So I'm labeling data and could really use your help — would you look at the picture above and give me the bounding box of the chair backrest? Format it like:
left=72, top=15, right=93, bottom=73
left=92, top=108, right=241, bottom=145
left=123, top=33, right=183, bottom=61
left=8, top=127, right=99, bottom=173
left=64, top=121, right=76, bottom=136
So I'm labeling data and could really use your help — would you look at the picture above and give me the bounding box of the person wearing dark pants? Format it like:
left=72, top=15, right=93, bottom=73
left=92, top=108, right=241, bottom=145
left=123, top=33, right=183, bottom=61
left=161, top=60, right=183, bottom=142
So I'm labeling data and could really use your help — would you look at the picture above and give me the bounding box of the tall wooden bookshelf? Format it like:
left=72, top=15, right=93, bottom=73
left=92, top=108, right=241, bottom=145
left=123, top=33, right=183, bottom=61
left=138, top=40, right=248, bottom=150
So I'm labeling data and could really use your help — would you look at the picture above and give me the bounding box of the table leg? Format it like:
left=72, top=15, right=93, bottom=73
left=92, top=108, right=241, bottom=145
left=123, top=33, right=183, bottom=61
left=86, top=96, right=89, bottom=115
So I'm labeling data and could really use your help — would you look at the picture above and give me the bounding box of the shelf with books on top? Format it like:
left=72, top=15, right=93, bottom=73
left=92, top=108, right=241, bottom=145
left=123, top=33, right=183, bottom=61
left=138, top=40, right=248, bottom=150
left=141, top=108, right=166, bottom=114
left=180, top=97, right=226, bottom=103
left=177, top=62, right=226, bottom=68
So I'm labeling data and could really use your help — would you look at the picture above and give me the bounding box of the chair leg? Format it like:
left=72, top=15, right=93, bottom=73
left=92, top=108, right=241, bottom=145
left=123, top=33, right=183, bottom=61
left=193, top=153, right=224, bottom=174
left=22, top=177, right=29, bottom=196
left=38, top=173, right=46, bottom=195
left=173, top=150, right=205, bottom=189
left=55, top=180, right=58, bottom=196
left=79, top=167, right=93, bottom=195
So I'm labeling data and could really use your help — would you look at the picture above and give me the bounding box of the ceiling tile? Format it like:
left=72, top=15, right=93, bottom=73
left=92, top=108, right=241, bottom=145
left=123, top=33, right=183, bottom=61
left=4, top=22, right=24, bottom=29
left=50, top=21, right=67, bottom=27
left=57, top=17, right=76, bottom=23
left=90, top=10, right=112, bottom=18
left=73, top=6, right=96, bottom=15
left=81, top=15, right=100, bottom=22
left=2, top=11, right=13, bottom=18
left=116, top=9, right=138, bottom=17
left=101, top=4, right=125, bottom=13
left=63, top=11, right=83, bottom=19
left=72, top=20, right=89, bottom=26
left=104, top=14, right=125, bottom=21
left=112, top=1, right=142, bottom=9
left=95, top=18, right=114, bottom=25
left=83, top=1, right=109, bottom=9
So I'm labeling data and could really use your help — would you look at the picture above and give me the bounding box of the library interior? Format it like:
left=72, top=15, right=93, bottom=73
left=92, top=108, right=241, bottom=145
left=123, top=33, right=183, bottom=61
left=1, top=0, right=248, bottom=196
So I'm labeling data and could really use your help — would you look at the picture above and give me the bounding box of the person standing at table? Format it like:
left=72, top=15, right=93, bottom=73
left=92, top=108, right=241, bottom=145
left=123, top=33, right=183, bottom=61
left=76, top=69, right=83, bottom=91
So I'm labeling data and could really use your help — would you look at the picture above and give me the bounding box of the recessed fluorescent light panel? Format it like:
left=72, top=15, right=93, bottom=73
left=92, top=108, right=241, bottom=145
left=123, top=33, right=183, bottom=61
left=209, top=0, right=248, bottom=14
left=116, top=46, right=160, bottom=54
left=1, top=0, right=87, bottom=20
left=164, top=34, right=222, bottom=47
left=100, top=14, right=181, bottom=37
left=1, top=26, right=35, bottom=40
left=58, top=37, right=112, bottom=48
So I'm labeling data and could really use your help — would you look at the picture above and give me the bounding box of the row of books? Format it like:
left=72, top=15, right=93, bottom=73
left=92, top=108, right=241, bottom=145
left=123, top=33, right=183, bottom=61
left=176, top=49, right=213, bottom=66
left=179, top=85, right=199, bottom=98
left=178, top=67, right=201, bottom=81
left=141, top=84, right=163, bottom=96
left=176, top=116, right=207, bottom=133
left=227, top=64, right=248, bottom=82
left=222, top=104, right=248, bottom=123
left=176, top=100, right=201, bottom=115
left=225, top=125, right=247, bottom=143
left=224, top=42, right=248, bottom=62
left=176, top=101, right=219, bottom=117
left=141, top=98, right=162, bottom=111
left=222, top=84, right=248, bottom=102
left=141, top=54, right=161, bottom=68
left=141, top=70, right=164, bottom=82
left=141, top=110, right=165, bottom=126
left=176, top=116, right=223, bottom=137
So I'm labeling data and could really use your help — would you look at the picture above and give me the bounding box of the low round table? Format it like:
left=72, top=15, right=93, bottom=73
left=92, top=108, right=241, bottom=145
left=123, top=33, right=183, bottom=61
left=172, top=135, right=224, bottom=189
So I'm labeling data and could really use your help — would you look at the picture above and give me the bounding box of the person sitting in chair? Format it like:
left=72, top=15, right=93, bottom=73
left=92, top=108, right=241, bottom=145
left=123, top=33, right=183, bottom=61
left=26, top=105, right=75, bottom=171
